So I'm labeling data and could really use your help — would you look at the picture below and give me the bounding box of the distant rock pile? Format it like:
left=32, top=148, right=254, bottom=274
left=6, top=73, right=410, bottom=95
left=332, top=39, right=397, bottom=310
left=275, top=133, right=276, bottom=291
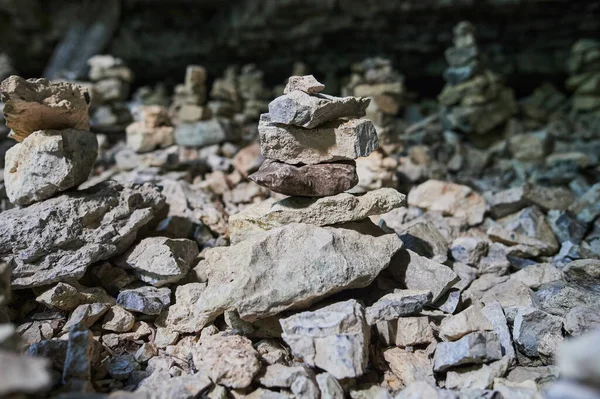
left=344, top=57, right=408, bottom=150
left=566, top=39, right=600, bottom=114
left=87, top=55, right=134, bottom=133
left=439, top=21, right=517, bottom=143
left=0, top=75, right=98, bottom=205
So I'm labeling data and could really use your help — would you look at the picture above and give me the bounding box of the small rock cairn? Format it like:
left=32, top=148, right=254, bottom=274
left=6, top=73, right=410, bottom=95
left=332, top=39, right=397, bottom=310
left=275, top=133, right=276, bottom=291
left=1, top=76, right=98, bottom=206
left=249, top=75, right=380, bottom=197
left=566, top=39, right=600, bottom=114
left=226, top=74, right=407, bottom=243
left=438, top=21, right=516, bottom=141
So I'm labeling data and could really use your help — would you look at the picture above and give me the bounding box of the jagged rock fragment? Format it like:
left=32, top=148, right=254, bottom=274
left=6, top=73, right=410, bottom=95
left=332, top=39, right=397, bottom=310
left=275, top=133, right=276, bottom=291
left=284, top=75, right=325, bottom=94
left=433, top=331, right=502, bottom=372
left=280, top=299, right=370, bottom=379
left=117, top=286, right=171, bottom=315
left=365, top=289, right=432, bottom=325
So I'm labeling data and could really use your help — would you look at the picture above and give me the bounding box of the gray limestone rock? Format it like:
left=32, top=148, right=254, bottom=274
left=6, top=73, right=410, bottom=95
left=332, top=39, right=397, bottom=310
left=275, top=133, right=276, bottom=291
left=258, top=113, right=378, bottom=165
left=316, top=373, right=344, bottom=399
left=229, top=188, right=406, bottom=243
left=556, top=330, right=600, bottom=389
left=192, top=332, right=261, bottom=389
left=546, top=210, right=587, bottom=245
left=117, top=286, right=171, bottom=315
left=0, top=181, right=165, bottom=288
left=535, top=281, right=600, bottom=317
left=4, top=129, right=98, bottom=205
left=284, top=75, right=325, bottom=94
left=174, top=118, right=233, bottom=147
left=280, top=299, right=370, bottom=379
left=433, top=331, right=503, bottom=372
left=268, top=90, right=369, bottom=129
left=513, top=307, right=563, bottom=360
left=117, top=237, right=199, bottom=287
left=101, top=306, right=136, bottom=333
left=62, top=323, right=94, bottom=392
left=562, top=259, right=600, bottom=292
left=564, top=306, right=600, bottom=336
left=384, top=347, right=435, bottom=387
left=397, top=220, right=449, bottom=264
left=389, top=249, right=459, bottom=303
left=395, top=316, right=436, bottom=347
left=63, top=303, right=110, bottom=331
left=165, top=283, right=207, bottom=333
left=365, top=289, right=432, bottom=325
left=136, top=370, right=213, bottom=399
left=568, top=183, right=600, bottom=224
left=481, top=301, right=516, bottom=363
left=194, top=221, right=402, bottom=327
left=451, top=237, right=489, bottom=265
left=0, top=75, right=90, bottom=142
left=445, top=357, right=510, bottom=390
left=439, top=305, right=494, bottom=342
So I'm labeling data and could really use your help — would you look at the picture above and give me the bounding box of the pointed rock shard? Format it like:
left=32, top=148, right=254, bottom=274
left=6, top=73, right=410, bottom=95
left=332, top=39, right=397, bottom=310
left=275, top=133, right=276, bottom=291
left=258, top=114, right=378, bottom=165
left=194, top=221, right=402, bottom=327
left=280, top=299, right=370, bottom=379
left=249, top=159, right=358, bottom=197
left=284, top=75, right=325, bottom=94
left=268, top=90, right=369, bottom=128
left=229, top=188, right=406, bottom=243
left=0, top=75, right=91, bottom=142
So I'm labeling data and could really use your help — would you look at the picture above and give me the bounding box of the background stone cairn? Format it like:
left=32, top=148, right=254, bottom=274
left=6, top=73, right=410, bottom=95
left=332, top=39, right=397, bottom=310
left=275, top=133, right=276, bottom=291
left=0, top=75, right=98, bottom=206
left=86, top=55, right=134, bottom=133
left=438, top=21, right=517, bottom=144
left=566, top=39, right=600, bottom=114
left=343, top=57, right=408, bottom=152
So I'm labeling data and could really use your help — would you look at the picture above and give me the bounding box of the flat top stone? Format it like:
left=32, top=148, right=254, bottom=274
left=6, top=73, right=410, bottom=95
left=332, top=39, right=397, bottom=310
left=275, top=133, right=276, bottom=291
left=229, top=188, right=406, bottom=243
left=284, top=75, right=325, bottom=94
left=0, top=75, right=91, bottom=142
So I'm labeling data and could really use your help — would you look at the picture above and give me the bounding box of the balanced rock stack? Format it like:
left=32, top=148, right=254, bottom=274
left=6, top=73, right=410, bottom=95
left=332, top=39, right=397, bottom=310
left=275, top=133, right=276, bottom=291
left=174, top=65, right=236, bottom=148
left=184, top=75, right=406, bottom=335
left=249, top=75, right=379, bottom=197
left=87, top=55, right=134, bottom=133
left=237, top=64, right=271, bottom=120
left=1, top=76, right=98, bottom=206
left=566, top=39, right=600, bottom=114
left=438, top=21, right=516, bottom=141
left=343, top=57, right=408, bottom=149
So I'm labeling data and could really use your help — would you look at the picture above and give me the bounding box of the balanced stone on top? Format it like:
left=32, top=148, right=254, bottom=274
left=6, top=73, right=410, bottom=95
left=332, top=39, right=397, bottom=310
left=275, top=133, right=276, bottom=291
left=283, top=75, right=325, bottom=94
left=249, top=159, right=358, bottom=197
left=0, top=75, right=91, bottom=142
left=258, top=114, right=378, bottom=165
left=268, top=90, right=369, bottom=129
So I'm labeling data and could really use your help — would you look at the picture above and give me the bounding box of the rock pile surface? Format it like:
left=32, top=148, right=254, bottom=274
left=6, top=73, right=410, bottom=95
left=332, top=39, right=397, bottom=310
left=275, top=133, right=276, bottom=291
left=567, top=39, right=600, bottom=114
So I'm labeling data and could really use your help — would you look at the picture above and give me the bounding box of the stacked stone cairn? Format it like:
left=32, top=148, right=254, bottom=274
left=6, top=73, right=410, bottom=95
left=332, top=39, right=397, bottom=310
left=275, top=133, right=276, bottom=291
left=174, top=65, right=237, bottom=148
left=438, top=21, right=516, bottom=143
left=566, top=39, right=600, bottom=114
left=0, top=75, right=98, bottom=206
left=237, top=64, right=271, bottom=120
left=87, top=55, right=134, bottom=133
left=343, top=57, right=408, bottom=150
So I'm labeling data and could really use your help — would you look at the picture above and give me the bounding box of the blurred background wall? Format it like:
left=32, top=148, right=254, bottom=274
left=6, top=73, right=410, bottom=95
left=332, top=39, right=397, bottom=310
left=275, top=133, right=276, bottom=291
left=1, top=0, right=599, bottom=96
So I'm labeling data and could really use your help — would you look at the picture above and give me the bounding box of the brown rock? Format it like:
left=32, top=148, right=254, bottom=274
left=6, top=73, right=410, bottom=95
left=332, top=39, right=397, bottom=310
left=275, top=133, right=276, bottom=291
left=283, top=75, right=325, bottom=94
left=0, top=76, right=90, bottom=142
left=249, top=159, right=358, bottom=197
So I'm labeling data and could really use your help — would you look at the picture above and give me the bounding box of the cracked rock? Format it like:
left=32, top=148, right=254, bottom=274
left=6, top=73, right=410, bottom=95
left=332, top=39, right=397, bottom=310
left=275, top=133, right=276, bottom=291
left=280, top=299, right=370, bottom=379
left=433, top=331, right=502, bottom=372
left=117, top=286, right=171, bottom=315
left=0, top=181, right=165, bottom=288
left=365, top=289, right=432, bottom=325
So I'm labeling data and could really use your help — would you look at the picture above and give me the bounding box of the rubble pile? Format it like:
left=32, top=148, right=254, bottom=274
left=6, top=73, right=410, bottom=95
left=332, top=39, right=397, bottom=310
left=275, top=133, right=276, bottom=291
left=0, top=25, right=599, bottom=398
left=439, top=22, right=517, bottom=144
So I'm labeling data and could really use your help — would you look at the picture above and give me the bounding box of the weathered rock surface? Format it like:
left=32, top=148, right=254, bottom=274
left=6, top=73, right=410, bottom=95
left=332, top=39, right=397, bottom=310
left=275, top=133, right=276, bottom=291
left=513, top=307, right=563, bottom=360
left=249, top=159, right=358, bottom=197
left=192, top=332, right=261, bottom=388
left=284, top=75, right=325, bottom=94
left=136, top=370, right=213, bottom=398
left=280, top=299, right=370, bottom=379
left=408, top=180, right=486, bottom=226
left=117, top=286, right=171, bottom=315
left=390, top=249, right=459, bottom=303
left=556, top=330, right=600, bottom=389
left=384, top=347, right=435, bottom=386
left=126, top=105, right=174, bottom=153
left=4, top=129, right=98, bottom=205
left=433, top=331, right=503, bottom=372
left=565, top=306, right=600, bottom=336
left=174, top=118, right=233, bottom=147
left=395, top=316, right=436, bottom=347
left=365, top=289, right=432, bottom=325
left=0, top=181, right=165, bottom=288
left=165, top=283, right=207, bottom=333
left=117, top=237, right=199, bottom=287
left=62, top=323, right=94, bottom=392
left=194, top=221, right=402, bottom=326
left=229, top=188, right=406, bottom=243
left=0, top=76, right=91, bottom=142
left=268, top=90, right=369, bottom=129
left=258, top=114, right=378, bottom=165
left=439, top=305, right=494, bottom=342
left=481, top=301, right=516, bottom=363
